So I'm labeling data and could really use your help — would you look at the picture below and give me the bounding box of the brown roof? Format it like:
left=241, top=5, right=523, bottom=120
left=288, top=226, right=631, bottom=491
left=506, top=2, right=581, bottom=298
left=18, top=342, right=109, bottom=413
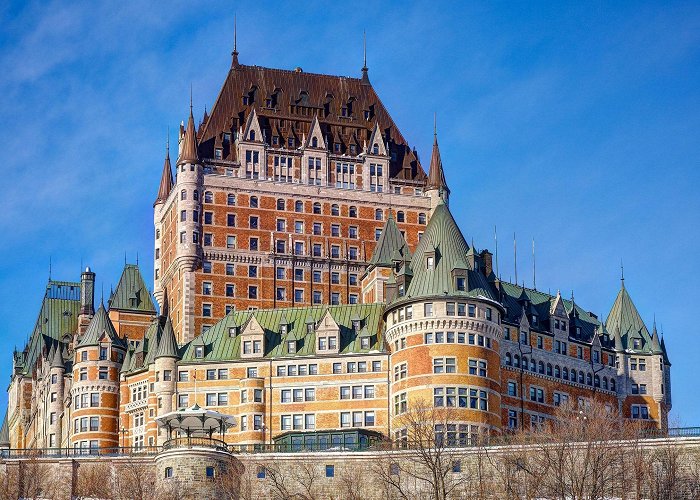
left=197, top=64, right=426, bottom=182
left=427, top=135, right=449, bottom=193
left=154, top=146, right=173, bottom=205
left=178, top=109, right=199, bottom=165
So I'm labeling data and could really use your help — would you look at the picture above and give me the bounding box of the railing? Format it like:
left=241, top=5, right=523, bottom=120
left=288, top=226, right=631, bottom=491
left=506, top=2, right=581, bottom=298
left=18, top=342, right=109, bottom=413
left=0, top=428, right=698, bottom=459
left=162, top=436, right=228, bottom=452
left=0, top=446, right=160, bottom=459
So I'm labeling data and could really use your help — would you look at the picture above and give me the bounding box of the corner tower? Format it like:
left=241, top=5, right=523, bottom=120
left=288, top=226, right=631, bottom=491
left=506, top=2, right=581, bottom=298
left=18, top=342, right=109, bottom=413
left=384, top=201, right=504, bottom=441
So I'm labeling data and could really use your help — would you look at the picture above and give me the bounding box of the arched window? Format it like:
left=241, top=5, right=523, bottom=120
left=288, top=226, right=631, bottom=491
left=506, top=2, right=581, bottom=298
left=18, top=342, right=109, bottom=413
left=571, top=369, right=577, bottom=382
left=586, top=373, right=593, bottom=386
left=578, top=371, right=584, bottom=384
left=513, top=355, right=520, bottom=368
left=250, top=196, right=258, bottom=208
left=349, top=206, right=357, bottom=218
left=277, top=199, right=285, bottom=210
left=311, top=137, right=318, bottom=148
left=313, top=202, right=321, bottom=214
left=610, top=379, right=616, bottom=391
left=375, top=209, right=383, bottom=221
left=397, top=211, right=405, bottom=223
left=602, top=377, right=608, bottom=390
left=546, top=363, right=552, bottom=376
left=227, top=194, right=235, bottom=206
left=250, top=130, right=256, bottom=141
left=530, top=358, right=536, bottom=372
left=522, top=356, right=528, bottom=370
left=505, top=353, right=512, bottom=366
left=331, top=204, right=340, bottom=216
left=180, top=190, right=187, bottom=200
left=194, top=190, right=200, bottom=201
left=594, top=374, right=600, bottom=387
left=204, top=191, right=212, bottom=203
left=295, top=200, right=303, bottom=213
left=418, top=213, right=426, bottom=224
left=372, top=143, right=379, bottom=154
left=554, top=365, right=561, bottom=378
left=538, top=361, right=544, bottom=374
left=562, top=367, right=569, bottom=380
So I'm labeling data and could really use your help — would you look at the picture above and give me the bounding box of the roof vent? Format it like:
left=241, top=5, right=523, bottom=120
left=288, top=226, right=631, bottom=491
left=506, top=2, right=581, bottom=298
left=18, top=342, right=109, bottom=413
left=295, top=67, right=303, bottom=73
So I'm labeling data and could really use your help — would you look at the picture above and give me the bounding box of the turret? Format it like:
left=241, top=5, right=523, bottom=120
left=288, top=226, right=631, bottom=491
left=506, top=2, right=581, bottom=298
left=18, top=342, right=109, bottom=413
left=71, top=304, right=126, bottom=450
left=48, top=344, right=66, bottom=447
left=154, top=315, right=179, bottom=445
left=425, top=126, right=449, bottom=211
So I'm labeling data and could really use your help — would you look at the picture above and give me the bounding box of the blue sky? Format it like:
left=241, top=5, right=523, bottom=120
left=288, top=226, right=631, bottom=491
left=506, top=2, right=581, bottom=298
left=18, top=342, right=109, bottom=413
left=1, top=1, right=698, bottom=425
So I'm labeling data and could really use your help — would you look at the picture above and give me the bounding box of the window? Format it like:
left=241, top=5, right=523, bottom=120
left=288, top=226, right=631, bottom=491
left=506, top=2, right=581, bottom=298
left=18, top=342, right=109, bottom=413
left=325, top=465, right=334, bottom=478
left=424, top=303, right=433, bottom=317
left=250, top=196, right=258, bottom=208
left=227, top=194, right=235, bottom=205
left=277, top=198, right=285, bottom=210
left=375, top=209, right=383, bottom=221
left=507, top=381, right=517, bottom=396
left=295, top=200, right=303, bottom=213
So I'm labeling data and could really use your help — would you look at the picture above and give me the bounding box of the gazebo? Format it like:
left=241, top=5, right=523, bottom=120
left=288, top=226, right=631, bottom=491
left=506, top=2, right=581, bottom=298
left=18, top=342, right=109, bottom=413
left=156, top=404, right=236, bottom=451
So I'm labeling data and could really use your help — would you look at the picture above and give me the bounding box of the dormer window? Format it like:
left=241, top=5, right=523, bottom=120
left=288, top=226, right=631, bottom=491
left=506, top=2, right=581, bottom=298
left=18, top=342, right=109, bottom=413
left=311, top=137, right=318, bottom=148
left=372, top=144, right=379, bottom=154
left=398, top=284, right=405, bottom=297
left=531, top=314, right=538, bottom=326
left=306, top=323, right=314, bottom=334
left=426, top=256, right=435, bottom=270
left=223, top=133, right=231, bottom=143
left=633, top=338, right=641, bottom=349
left=352, top=320, right=361, bottom=332
left=249, top=130, right=256, bottom=141
left=194, top=346, right=204, bottom=359
left=287, top=340, right=296, bottom=353
left=455, top=277, right=466, bottom=291
left=242, top=96, right=249, bottom=105
left=280, top=324, right=288, bottom=335
left=361, top=337, right=370, bottom=349
left=576, top=326, right=582, bottom=337
left=228, top=327, right=238, bottom=338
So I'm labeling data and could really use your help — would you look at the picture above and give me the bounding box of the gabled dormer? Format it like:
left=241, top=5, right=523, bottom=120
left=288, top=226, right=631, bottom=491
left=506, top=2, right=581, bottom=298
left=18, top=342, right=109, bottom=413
left=241, top=108, right=264, bottom=144
left=315, top=309, right=340, bottom=355
left=367, top=122, right=387, bottom=157
left=240, top=314, right=265, bottom=359
left=549, top=290, right=569, bottom=338
left=304, top=115, right=326, bottom=150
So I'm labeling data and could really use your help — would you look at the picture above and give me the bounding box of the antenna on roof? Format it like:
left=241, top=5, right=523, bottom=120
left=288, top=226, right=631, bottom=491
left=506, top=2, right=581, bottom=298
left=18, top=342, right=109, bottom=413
left=513, top=233, right=518, bottom=286
left=190, top=84, right=193, bottom=114
left=620, top=258, right=624, bottom=284
left=49, top=256, right=52, bottom=281
left=494, top=226, right=499, bottom=278
left=124, top=252, right=127, bottom=267
left=532, top=237, right=536, bottom=290
left=434, top=112, right=437, bottom=138
left=136, top=252, right=139, bottom=265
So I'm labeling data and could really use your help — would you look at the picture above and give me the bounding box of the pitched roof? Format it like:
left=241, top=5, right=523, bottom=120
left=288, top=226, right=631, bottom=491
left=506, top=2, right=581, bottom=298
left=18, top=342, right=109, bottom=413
left=196, top=63, right=426, bottom=182
left=605, top=280, right=653, bottom=352
left=154, top=145, right=173, bottom=205
left=179, top=304, right=384, bottom=362
left=109, top=264, right=156, bottom=313
left=427, top=135, right=449, bottom=194
left=400, top=202, right=496, bottom=302
left=78, top=303, right=123, bottom=348
left=50, top=342, right=65, bottom=369
left=17, top=280, right=81, bottom=376
left=154, top=316, right=180, bottom=360
left=366, top=212, right=409, bottom=271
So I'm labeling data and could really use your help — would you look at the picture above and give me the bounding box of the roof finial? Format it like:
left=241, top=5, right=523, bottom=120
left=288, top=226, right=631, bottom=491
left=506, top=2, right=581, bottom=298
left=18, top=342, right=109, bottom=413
left=361, top=30, right=370, bottom=84
left=532, top=237, right=536, bottom=290
left=189, top=84, right=193, bottom=115
left=513, top=232, right=518, bottom=286
left=48, top=255, right=52, bottom=281
left=494, top=225, right=499, bottom=278
left=434, top=112, right=437, bottom=139
left=166, top=127, right=170, bottom=158
left=620, top=258, right=625, bottom=286
left=136, top=252, right=139, bottom=265
left=231, top=14, right=239, bottom=67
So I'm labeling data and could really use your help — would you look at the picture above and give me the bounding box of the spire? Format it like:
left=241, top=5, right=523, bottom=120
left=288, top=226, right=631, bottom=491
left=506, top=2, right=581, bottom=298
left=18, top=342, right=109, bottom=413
left=177, top=92, right=199, bottom=166
left=154, top=133, right=173, bottom=206
left=650, top=319, right=661, bottom=353
left=50, top=343, right=65, bottom=369
left=154, top=315, right=180, bottom=360
left=426, top=116, right=449, bottom=195
left=620, top=259, right=625, bottom=288
left=361, top=30, right=369, bottom=84
left=367, top=211, right=409, bottom=271
left=606, top=277, right=652, bottom=351
left=78, top=303, right=121, bottom=348
left=231, top=14, right=239, bottom=67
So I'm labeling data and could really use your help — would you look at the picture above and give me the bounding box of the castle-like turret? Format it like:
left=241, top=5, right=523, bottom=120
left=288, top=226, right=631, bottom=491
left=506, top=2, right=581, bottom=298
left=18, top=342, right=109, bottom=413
left=153, top=315, right=179, bottom=444
left=71, top=303, right=126, bottom=450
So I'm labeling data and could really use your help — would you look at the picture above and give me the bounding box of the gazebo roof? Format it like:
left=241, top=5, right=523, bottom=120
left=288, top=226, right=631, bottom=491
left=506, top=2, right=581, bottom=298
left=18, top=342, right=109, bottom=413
left=155, top=404, right=236, bottom=436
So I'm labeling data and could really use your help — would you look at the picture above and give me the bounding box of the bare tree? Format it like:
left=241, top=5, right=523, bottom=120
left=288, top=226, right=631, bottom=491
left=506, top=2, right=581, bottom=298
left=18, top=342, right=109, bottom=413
left=111, top=459, right=159, bottom=500
left=373, top=397, right=473, bottom=500
left=73, top=460, right=115, bottom=499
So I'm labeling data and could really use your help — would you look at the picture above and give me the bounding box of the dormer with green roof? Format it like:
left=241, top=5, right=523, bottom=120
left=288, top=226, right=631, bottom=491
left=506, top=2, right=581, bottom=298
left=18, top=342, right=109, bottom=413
left=108, top=263, right=157, bottom=341
left=605, top=278, right=653, bottom=353
left=362, top=211, right=411, bottom=304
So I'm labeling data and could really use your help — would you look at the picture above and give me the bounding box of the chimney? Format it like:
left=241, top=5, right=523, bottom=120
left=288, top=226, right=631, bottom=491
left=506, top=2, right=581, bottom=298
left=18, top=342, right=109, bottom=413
left=78, top=267, right=95, bottom=333
left=480, top=250, right=493, bottom=277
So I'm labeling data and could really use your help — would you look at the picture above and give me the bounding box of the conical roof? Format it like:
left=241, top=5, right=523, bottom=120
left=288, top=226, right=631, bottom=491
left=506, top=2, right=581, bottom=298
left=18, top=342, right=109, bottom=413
left=154, top=145, right=173, bottom=206
left=606, top=279, right=652, bottom=351
left=120, top=347, right=133, bottom=374
left=154, top=315, right=179, bottom=360
left=401, top=201, right=496, bottom=301
left=50, top=342, right=65, bottom=369
left=660, top=335, right=671, bottom=365
left=0, top=413, right=9, bottom=447
left=367, top=212, right=409, bottom=270
left=178, top=107, right=199, bottom=165
left=427, top=135, right=449, bottom=194
left=78, top=303, right=121, bottom=348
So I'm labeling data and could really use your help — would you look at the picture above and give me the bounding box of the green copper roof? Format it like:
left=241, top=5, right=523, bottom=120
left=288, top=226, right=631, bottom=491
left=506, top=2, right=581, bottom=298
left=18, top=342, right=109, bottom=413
left=78, top=303, right=123, bottom=348
left=367, top=212, right=409, bottom=270
left=400, top=202, right=496, bottom=302
left=109, top=264, right=156, bottom=313
left=605, top=280, right=653, bottom=352
left=18, top=280, right=81, bottom=376
left=49, top=342, right=65, bottom=369
left=179, top=304, right=384, bottom=362
left=154, top=316, right=180, bottom=360
left=0, top=413, right=9, bottom=447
